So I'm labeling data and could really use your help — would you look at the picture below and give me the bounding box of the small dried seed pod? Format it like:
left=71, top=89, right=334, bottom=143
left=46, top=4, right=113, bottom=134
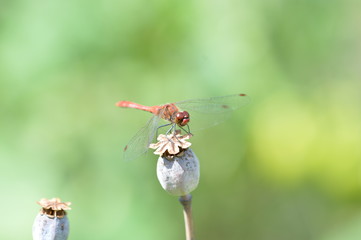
left=157, top=148, right=200, bottom=196
left=32, top=198, right=71, bottom=240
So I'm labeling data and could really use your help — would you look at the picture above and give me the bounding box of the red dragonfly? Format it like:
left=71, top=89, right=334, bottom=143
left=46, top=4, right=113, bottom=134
left=116, top=93, right=249, bottom=161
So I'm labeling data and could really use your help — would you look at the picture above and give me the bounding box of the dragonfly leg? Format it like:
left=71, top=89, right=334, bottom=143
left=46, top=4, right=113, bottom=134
left=178, top=124, right=192, bottom=136
left=165, top=124, right=175, bottom=135
left=173, top=124, right=181, bottom=142
left=173, top=124, right=192, bottom=143
left=156, top=123, right=173, bottom=137
left=165, top=124, right=176, bottom=143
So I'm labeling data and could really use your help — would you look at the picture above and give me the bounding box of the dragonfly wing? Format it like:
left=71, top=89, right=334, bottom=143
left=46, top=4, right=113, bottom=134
left=123, top=114, right=161, bottom=161
left=175, top=94, right=250, bottom=131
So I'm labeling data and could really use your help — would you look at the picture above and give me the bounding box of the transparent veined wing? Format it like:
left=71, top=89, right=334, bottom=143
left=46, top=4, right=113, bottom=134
left=175, top=94, right=250, bottom=131
left=123, top=114, right=161, bottom=161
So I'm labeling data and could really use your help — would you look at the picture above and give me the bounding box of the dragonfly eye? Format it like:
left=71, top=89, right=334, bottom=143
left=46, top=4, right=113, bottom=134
left=176, top=111, right=190, bottom=126
left=176, top=112, right=185, bottom=120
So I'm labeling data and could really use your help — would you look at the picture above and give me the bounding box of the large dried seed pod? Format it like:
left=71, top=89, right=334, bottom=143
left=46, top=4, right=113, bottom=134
left=32, top=198, right=71, bottom=240
left=32, top=214, right=69, bottom=240
left=157, top=148, right=200, bottom=196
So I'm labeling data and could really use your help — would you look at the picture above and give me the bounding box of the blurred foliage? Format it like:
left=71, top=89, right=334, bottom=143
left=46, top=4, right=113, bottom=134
left=1, top=0, right=361, bottom=239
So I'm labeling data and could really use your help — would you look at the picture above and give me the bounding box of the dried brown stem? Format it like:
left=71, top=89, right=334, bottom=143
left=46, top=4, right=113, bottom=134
left=179, top=194, right=194, bottom=240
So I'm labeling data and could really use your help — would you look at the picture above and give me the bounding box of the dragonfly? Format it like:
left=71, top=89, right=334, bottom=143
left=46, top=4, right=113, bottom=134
left=116, top=93, right=249, bottom=161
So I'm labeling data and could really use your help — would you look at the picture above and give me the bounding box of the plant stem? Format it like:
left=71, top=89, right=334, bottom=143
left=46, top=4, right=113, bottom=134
left=179, top=194, right=194, bottom=240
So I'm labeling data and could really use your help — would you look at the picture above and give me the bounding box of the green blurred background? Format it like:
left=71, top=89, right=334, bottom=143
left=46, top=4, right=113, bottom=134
left=1, top=0, right=361, bottom=239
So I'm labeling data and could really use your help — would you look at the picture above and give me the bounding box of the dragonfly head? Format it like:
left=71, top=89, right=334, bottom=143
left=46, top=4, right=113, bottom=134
left=176, top=111, right=190, bottom=126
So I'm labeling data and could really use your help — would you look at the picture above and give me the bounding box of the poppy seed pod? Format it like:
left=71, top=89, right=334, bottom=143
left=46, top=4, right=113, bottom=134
left=157, top=148, right=200, bottom=196
left=32, top=198, right=71, bottom=240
